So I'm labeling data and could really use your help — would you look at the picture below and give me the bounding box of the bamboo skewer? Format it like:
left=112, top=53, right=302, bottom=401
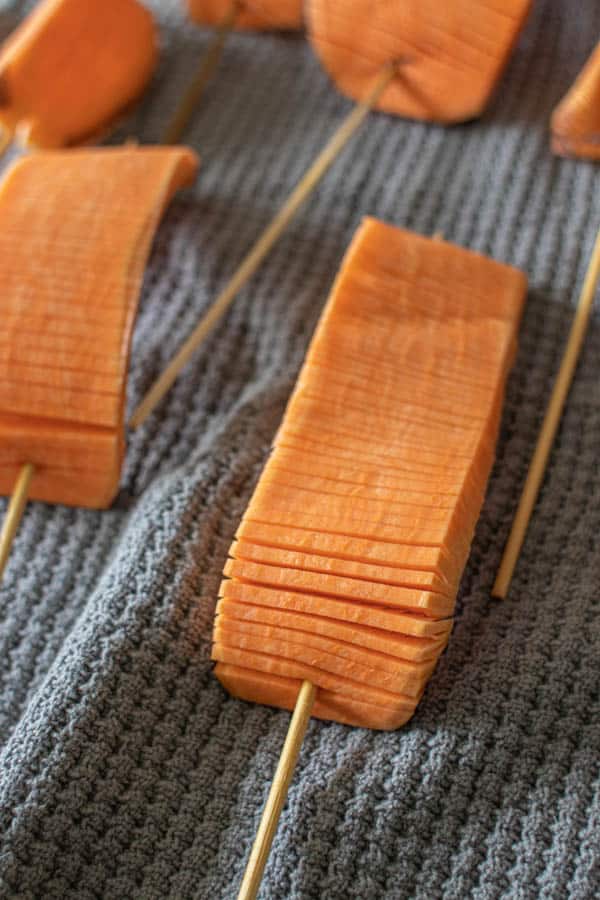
left=129, top=61, right=399, bottom=429
left=492, top=225, right=600, bottom=599
left=238, top=680, right=316, bottom=900
left=163, top=2, right=239, bottom=144
left=0, top=463, right=35, bottom=581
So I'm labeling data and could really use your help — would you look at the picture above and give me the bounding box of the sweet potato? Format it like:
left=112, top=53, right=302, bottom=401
left=0, top=0, right=157, bottom=149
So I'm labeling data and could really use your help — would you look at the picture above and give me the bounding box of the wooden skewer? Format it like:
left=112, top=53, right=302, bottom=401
left=129, top=61, right=399, bottom=429
left=492, top=225, right=600, bottom=599
left=0, top=463, right=35, bottom=581
left=163, top=2, right=240, bottom=145
left=238, top=679, right=316, bottom=900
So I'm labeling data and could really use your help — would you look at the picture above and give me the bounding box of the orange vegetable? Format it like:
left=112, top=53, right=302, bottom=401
left=187, top=0, right=303, bottom=31
left=0, top=0, right=158, bottom=149
left=214, top=219, right=526, bottom=730
left=0, top=146, right=199, bottom=508
left=306, top=0, right=533, bottom=122
left=551, top=42, right=600, bottom=161
left=236, top=520, right=460, bottom=584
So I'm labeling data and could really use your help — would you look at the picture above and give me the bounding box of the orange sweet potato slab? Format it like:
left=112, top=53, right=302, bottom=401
left=270, top=435, right=487, bottom=499
left=265, top=447, right=463, bottom=498
left=245, top=485, right=476, bottom=556
left=188, top=0, right=302, bottom=31
left=551, top=41, right=600, bottom=161
left=0, top=146, right=199, bottom=507
left=214, top=219, right=526, bottom=728
left=306, top=0, right=533, bottom=123
left=0, top=0, right=158, bottom=149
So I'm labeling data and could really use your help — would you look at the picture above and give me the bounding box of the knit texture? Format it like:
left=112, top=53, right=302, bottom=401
left=0, top=1, right=599, bottom=898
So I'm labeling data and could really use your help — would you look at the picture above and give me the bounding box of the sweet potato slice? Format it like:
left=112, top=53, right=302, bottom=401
left=551, top=42, right=600, bottom=161
left=306, top=0, right=533, bottom=123
left=188, top=0, right=302, bottom=31
left=0, top=146, right=199, bottom=507
left=0, top=0, right=158, bottom=149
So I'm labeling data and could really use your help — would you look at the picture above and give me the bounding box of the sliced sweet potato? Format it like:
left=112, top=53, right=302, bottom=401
left=307, top=0, right=533, bottom=123
left=216, top=663, right=417, bottom=730
left=236, top=520, right=460, bottom=584
left=213, top=643, right=422, bottom=709
left=214, top=218, right=525, bottom=728
left=224, top=558, right=455, bottom=617
left=216, top=617, right=437, bottom=695
left=0, top=146, right=199, bottom=507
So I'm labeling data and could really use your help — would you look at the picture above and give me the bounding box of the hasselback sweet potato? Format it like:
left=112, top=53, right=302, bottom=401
left=0, top=146, right=199, bottom=508
left=214, top=219, right=526, bottom=729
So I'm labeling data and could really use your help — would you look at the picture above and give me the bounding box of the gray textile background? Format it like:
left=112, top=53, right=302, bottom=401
left=1, top=0, right=599, bottom=897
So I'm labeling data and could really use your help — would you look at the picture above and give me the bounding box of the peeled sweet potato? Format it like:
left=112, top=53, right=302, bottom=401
left=306, top=0, right=533, bottom=123
left=0, top=146, right=199, bottom=508
left=0, top=0, right=158, bottom=149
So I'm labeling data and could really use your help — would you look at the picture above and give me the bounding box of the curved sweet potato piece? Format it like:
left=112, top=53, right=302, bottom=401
left=188, top=0, right=302, bottom=31
left=306, top=0, right=533, bottom=123
left=0, top=146, right=199, bottom=508
left=551, top=42, right=600, bottom=161
left=0, top=0, right=158, bottom=149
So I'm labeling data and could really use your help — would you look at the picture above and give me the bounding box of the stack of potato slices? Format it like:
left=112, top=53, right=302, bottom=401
left=214, top=219, right=527, bottom=729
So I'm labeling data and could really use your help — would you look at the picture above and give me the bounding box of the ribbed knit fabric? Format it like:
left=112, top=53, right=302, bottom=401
left=0, top=1, right=599, bottom=898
